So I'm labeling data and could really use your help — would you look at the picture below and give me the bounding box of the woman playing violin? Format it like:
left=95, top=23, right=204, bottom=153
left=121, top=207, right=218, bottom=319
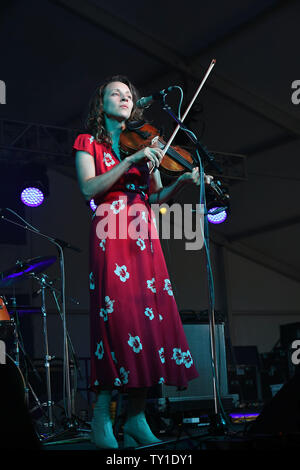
left=73, top=75, right=205, bottom=449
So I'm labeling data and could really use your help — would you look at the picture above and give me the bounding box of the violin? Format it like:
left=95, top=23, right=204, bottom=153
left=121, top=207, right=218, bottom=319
left=119, top=120, right=229, bottom=202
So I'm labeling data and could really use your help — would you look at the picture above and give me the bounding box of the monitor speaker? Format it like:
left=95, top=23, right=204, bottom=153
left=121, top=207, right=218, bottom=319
left=161, top=323, right=229, bottom=399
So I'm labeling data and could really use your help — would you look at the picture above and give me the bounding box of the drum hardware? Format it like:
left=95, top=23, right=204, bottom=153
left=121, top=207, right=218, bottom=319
left=27, top=382, right=46, bottom=417
left=1, top=270, right=84, bottom=442
left=48, top=280, right=82, bottom=417
left=0, top=295, right=45, bottom=420
left=0, top=296, right=14, bottom=342
left=0, top=295, right=9, bottom=319
left=1, top=210, right=89, bottom=444
left=29, top=273, right=56, bottom=431
left=29, top=272, right=81, bottom=429
left=0, top=295, right=20, bottom=366
left=0, top=256, right=57, bottom=288
left=8, top=295, right=21, bottom=368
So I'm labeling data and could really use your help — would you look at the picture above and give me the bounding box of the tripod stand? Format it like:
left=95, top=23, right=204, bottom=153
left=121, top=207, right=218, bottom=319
left=30, top=272, right=90, bottom=444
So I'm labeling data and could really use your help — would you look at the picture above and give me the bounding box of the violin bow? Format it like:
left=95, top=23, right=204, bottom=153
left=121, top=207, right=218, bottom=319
left=149, top=59, right=216, bottom=174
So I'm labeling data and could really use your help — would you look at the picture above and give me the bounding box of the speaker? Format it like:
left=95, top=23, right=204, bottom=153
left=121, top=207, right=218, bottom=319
left=161, top=323, right=229, bottom=399
left=247, top=374, right=300, bottom=435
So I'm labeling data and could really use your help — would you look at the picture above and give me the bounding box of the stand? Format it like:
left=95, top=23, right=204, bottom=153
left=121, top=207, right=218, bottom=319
left=158, top=93, right=228, bottom=435
left=40, top=275, right=55, bottom=431
left=0, top=210, right=90, bottom=444
left=8, top=295, right=43, bottom=412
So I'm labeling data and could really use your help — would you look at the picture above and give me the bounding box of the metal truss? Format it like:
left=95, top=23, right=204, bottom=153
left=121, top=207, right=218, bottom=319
left=0, top=118, right=82, bottom=168
left=0, top=118, right=247, bottom=182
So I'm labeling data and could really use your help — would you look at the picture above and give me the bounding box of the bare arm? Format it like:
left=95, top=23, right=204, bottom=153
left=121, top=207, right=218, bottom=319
left=75, top=150, right=132, bottom=200
left=148, top=169, right=186, bottom=204
left=75, top=145, right=164, bottom=201
left=148, top=167, right=212, bottom=204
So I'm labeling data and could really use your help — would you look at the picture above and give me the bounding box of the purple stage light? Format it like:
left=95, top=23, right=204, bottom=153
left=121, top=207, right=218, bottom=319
left=20, top=187, right=45, bottom=207
left=90, top=199, right=97, bottom=211
left=207, top=206, right=227, bottom=224
left=230, top=413, right=259, bottom=423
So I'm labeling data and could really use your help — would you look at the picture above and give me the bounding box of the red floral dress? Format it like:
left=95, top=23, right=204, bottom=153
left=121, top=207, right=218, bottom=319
left=73, top=134, right=199, bottom=391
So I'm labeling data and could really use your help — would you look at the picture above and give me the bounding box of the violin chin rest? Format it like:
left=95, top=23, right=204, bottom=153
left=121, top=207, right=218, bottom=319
left=126, top=119, right=146, bottom=130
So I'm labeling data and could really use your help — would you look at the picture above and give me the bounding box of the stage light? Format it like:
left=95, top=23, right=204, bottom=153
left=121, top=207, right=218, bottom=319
left=159, top=206, right=167, bottom=215
left=205, top=181, right=230, bottom=225
left=207, top=205, right=228, bottom=224
left=90, top=199, right=97, bottom=211
left=21, top=186, right=45, bottom=207
left=19, top=164, right=49, bottom=208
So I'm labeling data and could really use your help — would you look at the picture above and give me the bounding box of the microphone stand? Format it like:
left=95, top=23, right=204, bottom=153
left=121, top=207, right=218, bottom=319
left=157, top=95, right=227, bottom=436
left=0, top=210, right=89, bottom=443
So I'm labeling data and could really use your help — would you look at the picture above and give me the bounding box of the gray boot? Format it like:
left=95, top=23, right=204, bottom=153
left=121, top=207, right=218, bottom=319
left=123, top=389, right=161, bottom=448
left=90, top=391, right=118, bottom=449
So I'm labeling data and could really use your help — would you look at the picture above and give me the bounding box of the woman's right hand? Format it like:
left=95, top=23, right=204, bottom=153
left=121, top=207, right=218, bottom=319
left=128, top=146, right=164, bottom=169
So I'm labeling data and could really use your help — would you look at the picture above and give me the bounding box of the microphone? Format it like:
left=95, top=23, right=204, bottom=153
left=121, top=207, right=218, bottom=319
left=136, top=86, right=174, bottom=109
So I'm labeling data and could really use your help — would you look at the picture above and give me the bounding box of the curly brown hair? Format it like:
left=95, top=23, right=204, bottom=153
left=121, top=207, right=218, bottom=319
left=85, top=75, right=143, bottom=145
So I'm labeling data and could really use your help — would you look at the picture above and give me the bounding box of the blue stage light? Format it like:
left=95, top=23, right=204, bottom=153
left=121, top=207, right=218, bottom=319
left=20, top=186, right=45, bottom=207
left=207, top=205, right=228, bottom=224
left=90, top=199, right=97, bottom=211
left=19, top=164, right=49, bottom=208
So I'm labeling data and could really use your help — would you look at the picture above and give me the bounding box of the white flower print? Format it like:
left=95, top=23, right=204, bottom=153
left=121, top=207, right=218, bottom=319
left=136, top=237, right=146, bottom=251
left=103, top=152, right=115, bottom=167
left=150, top=241, right=153, bottom=253
left=99, top=296, right=115, bottom=321
left=144, top=307, right=154, bottom=320
left=110, top=199, right=125, bottom=214
left=99, top=308, right=108, bottom=321
left=89, top=272, right=95, bottom=290
left=158, top=377, right=165, bottom=384
left=146, top=278, right=156, bottom=293
left=128, top=334, right=143, bottom=353
left=114, top=263, right=130, bottom=282
left=163, top=279, right=173, bottom=296
left=114, top=378, right=122, bottom=387
left=126, top=183, right=136, bottom=190
left=183, top=350, right=193, bottom=369
left=89, top=136, right=94, bottom=144
left=105, top=296, right=115, bottom=313
left=99, top=238, right=106, bottom=251
left=171, top=348, right=184, bottom=365
left=158, top=347, right=165, bottom=364
left=159, top=314, right=163, bottom=321
left=119, top=367, right=130, bottom=384
left=95, top=341, right=104, bottom=360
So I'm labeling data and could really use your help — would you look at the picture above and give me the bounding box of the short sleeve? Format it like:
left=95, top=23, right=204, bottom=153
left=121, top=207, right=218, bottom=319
left=72, top=134, right=96, bottom=158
